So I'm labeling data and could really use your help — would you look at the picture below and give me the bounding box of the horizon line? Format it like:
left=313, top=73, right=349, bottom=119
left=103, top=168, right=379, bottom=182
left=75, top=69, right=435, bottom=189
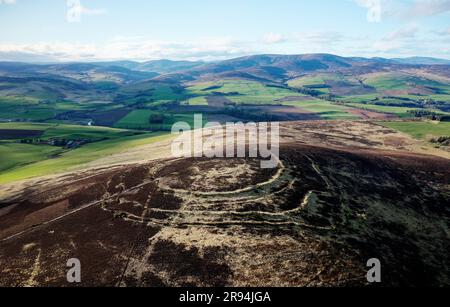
left=1, top=52, right=450, bottom=65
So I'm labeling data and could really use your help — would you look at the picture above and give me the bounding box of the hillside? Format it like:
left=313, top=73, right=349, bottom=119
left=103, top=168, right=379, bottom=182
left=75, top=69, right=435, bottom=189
left=0, top=54, right=450, bottom=288
left=1, top=121, right=449, bottom=287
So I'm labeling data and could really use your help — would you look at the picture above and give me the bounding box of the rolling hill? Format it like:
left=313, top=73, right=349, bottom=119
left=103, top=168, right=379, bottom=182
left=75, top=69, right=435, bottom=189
left=1, top=54, right=450, bottom=287
left=0, top=53, right=449, bottom=126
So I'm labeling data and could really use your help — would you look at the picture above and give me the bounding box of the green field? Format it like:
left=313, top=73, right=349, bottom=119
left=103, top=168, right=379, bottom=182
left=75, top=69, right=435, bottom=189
left=346, top=102, right=450, bottom=118
left=428, top=94, right=450, bottom=102
left=115, top=109, right=207, bottom=130
left=0, top=123, right=168, bottom=183
left=291, top=72, right=450, bottom=115
left=363, top=73, right=447, bottom=91
left=283, top=99, right=358, bottom=120
left=115, top=110, right=154, bottom=129
left=287, top=75, right=333, bottom=94
left=0, top=103, right=57, bottom=121
left=0, top=97, right=90, bottom=121
left=0, top=132, right=170, bottom=184
left=187, top=80, right=306, bottom=105
left=0, top=122, right=52, bottom=131
left=41, top=125, right=135, bottom=141
left=0, top=143, right=62, bottom=173
left=184, top=96, right=208, bottom=106
left=151, top=85, right=185, bottom=102
left=117, top=81, right=186, bottom=105
left=378, top=121, right=450, bottom=140
left=0, top=122, right=135, bottom=140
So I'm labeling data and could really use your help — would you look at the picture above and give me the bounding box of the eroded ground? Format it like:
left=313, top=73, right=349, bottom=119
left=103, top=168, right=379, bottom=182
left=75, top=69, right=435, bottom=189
left=0, top=121, right=449, bottom=287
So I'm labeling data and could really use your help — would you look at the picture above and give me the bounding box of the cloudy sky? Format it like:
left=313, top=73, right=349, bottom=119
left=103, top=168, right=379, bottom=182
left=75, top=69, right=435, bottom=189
left=0, top=0, right=449, bottom=62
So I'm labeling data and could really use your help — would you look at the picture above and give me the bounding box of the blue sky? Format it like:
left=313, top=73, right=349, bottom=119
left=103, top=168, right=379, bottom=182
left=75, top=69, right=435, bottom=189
left=0, top=0, right=449, bottom=61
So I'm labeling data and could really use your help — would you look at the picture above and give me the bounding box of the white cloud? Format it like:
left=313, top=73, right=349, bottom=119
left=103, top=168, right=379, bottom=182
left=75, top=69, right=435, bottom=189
left=372, top=26, right=419, bottom=52
left=385, top=26, right=418, bottom=40
left=0, top=0, right=16, bottom=4
left=405, top=0, right=450, bottom=18
left=372, top=39, right=403, bottom=52
left=1, top=33, right=343, bottom=62
left=370, top=25, right=450, bottom=58
left=0, top=37, right=254, bottom=62
left=293, top=31, right=345, bottom=44
left=0, top=30, right=448, bottom=62
left=434, top=27, right=450, bottom=36
left=262, top=33, right=286, bottom=44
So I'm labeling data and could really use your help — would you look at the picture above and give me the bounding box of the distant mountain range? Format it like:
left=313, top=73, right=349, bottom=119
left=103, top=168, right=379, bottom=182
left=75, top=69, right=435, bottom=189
left=1, top=53, right=449, bottom=87
left=146, top=54, right=450, bottom=83
left=92, top=54, right=450, bottom=74
left=1, top=53, right=449, bottom=75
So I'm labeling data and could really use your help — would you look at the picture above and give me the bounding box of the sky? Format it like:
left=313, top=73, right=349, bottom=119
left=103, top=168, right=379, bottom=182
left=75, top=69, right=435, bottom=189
left=0, top=0, right=449, bottom=62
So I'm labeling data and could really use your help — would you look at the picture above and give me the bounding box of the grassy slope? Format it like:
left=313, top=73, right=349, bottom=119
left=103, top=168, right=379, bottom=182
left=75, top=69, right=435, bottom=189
left=287, top=74, right=333, bottom=94
left=115, top=110, right=153, bottom=129
left=0, top=122, right=53, bottom=131
left=362, top=73, right=448, bottom=91
left=283, top=100, right=358, bottom=120
left=363, top=73, right=411, bottom=90
left=0, top=97, right=80, bottom=121
left=0, top=123, right=168, bottom=184
left=118, top=82, right=186, bottom=106
left=115, top=110, right=206, bottom=130
left=0, top=122, right=134, bottom=140
left=378, top=121, right=450, bottom=139
left=346, top=103, right=450, bottom=118
left=185, top=96, right=208, bottom=106
left=187, top=80, right=306, bottom=105
left=41, top=125, right=134, bottom=140
left=0, top=143, right=61, bottom=173
left=0, top=132, right=170, bottom=184
left=0, top=80, right=187, bottom=123
left=292, top=72, right=450, bottom=114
